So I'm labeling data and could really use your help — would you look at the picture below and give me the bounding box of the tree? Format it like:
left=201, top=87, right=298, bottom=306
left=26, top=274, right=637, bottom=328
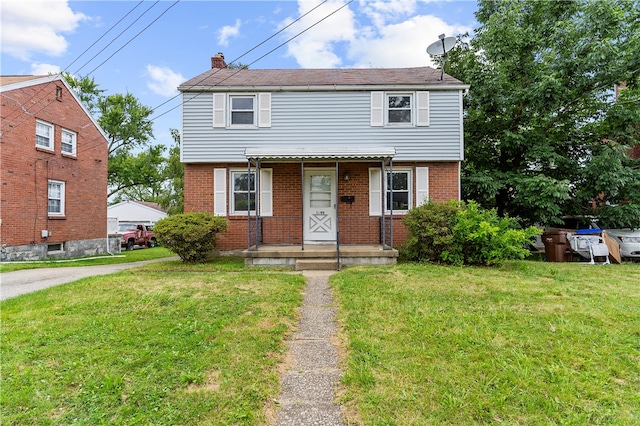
left=445, top=0, right=640, bottom=228
left=63, top=74, right=164, bottom=200
left=156, top=129, right=184, bottom=214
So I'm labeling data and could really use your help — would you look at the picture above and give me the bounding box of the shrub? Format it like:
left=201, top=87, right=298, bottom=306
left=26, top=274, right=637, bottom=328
left=403, top=200, right=540, bottom=266
left=153, top=212, right=228, bottom=263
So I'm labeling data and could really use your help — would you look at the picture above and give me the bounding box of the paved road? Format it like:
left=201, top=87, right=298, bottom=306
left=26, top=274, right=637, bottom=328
left=0, top=257, right=177, bottom=301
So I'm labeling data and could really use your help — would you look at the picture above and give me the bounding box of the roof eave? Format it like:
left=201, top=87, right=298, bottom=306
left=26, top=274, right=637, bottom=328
left=180, top=83, right=470, bottom=93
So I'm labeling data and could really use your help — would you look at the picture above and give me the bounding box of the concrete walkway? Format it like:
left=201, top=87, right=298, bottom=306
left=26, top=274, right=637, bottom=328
left=276, top=270, right=346, bottom=426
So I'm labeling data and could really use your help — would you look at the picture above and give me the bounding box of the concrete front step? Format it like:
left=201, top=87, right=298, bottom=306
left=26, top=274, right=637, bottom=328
left=295, top=258, right=339, bottom=271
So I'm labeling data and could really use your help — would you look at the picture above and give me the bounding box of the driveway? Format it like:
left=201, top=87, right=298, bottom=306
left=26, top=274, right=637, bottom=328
left=0, top=257, right=177, bottom=301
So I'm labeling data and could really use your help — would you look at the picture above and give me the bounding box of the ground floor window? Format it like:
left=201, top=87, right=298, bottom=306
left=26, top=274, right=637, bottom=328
left=386, top=170, right=411, bottom=213
left=48, top=180, right=65, bottom=216
left=231, top=171, right=256, bottom=214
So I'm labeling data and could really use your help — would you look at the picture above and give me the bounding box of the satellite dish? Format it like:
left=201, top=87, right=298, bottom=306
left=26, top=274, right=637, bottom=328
left=426, top=34, right=457, bottom=81
left=426, top=36, right=457, bottom=56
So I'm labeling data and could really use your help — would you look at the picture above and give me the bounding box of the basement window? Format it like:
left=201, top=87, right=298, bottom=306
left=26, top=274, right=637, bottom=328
left=47, top=243, right=64, bottom=253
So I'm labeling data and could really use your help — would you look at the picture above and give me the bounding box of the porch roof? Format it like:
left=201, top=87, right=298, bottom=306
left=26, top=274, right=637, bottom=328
left=244, top=146, right=396, bottom=161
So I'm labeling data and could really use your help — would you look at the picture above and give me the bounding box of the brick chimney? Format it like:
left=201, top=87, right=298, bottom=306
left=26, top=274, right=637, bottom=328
left=211, top=52, right=227, bottom=69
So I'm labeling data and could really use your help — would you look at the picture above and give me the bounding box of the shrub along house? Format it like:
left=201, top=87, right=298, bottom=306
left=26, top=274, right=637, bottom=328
left=179, top=53, right=469, bottom=269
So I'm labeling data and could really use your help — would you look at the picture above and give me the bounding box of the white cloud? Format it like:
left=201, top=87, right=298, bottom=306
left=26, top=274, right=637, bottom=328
left=280, top=1, right=470, bottom=69
left=146, top=65, right=185, bottom=97
left=218, top=19, right=241, bottom=47
left=282, top=0, right=356, bottom=68
left=348, top=14, right=471, bottom=68
left=30, top=62, right=61, bottom=75
left=0, top=0, right=87, bottom=60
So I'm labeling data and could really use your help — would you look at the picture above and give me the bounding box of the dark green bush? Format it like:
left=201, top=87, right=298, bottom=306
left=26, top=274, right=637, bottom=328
left=402, top=200, right=540, bottom=266
left=153, top=212, right=228, bottom=263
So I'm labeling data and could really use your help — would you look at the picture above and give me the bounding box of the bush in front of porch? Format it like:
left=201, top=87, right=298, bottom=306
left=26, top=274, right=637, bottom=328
left=154, top=212, right=228, bottom=263
left=402, top=200, right=540, bottom=266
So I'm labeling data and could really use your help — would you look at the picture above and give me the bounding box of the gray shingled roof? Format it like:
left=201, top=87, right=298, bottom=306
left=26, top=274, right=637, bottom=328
left=179, top=67, right=464, bottom=91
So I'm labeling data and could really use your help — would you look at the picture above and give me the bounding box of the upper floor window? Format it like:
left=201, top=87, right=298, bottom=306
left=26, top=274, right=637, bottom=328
left=36, top=120, right=54, bottom=150
left=387, top=94, right=412, bottom=124
left=48, top=180, right=65, bottom=216
left=371, top=91, right=429, bottom=127
left=213, top=93, right=271, bottom=128
left=230, top=96, right=255, bottom=126
left=230, top=171, right=256, bottom=214
left=61, top=129, right=77, bottom=156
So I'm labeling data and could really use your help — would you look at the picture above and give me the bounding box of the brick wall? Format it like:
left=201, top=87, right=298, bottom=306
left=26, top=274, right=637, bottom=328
left=1, top=80, right=108, bottom=249
left=184, top=160, right=460, bottom=250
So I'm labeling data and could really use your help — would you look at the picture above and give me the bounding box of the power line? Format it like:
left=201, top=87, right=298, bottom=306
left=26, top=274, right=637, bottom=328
left=1, top=1, right=147, bottom=125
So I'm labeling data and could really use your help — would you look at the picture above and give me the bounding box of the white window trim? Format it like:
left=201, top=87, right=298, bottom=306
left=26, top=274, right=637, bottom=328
left=48, top=179, right=65, bottom=216
left=36, top=119, right=54, bottom=150
left=61, top=128, right=77, bottom=156
left=371, top=91, right=430, bottom=128
left=229, top=94, right=257, bottom=127
left=227, top=168, right=273, bottom=216
left=229, top=169, right=257, bottom=215
left=385, top=93, right=414, bottom=126
left=385, top=168, right=412, bottom=214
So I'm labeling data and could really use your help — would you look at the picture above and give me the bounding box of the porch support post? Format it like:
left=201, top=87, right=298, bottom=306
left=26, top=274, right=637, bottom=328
left=335, top=160, right=340, bottom=271
left=255, top=159, right=260, bottom=250
left=301, top=160, right=305, bottom=251
left=247, top=159, right=253, bottom=251
left=389, top=158, right=394, bottom=249
left=381, top=158, right=386, bottom=248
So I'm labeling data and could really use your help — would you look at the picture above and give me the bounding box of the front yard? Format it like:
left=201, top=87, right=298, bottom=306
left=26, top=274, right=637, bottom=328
left=1, top=259, right=638, bottom=424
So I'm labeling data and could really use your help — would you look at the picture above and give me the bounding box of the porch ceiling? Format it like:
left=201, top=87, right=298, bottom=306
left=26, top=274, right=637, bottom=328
left=244, top=146, right=396, bottom=161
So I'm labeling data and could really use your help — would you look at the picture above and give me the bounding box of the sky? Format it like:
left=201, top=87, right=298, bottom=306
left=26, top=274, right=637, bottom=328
left=1, top=0, right=478, bottom=148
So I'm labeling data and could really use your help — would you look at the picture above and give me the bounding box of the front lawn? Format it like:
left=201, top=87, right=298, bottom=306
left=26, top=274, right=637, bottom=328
left=333, top=262, right=640, bottom=425
left=1, top=260, right=304, bottom=425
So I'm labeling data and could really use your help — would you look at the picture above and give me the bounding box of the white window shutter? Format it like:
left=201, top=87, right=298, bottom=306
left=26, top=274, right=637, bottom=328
left=213, top=168, right=227, bottom=216
left=369, top=168, right=382, bottom=216
left=258, top=93, right=271, bottom=128
left=371, top=92, right=384, bottom=127
left=416, top=91, right=429, bottom=126
left=213, top=94, right=226, bottom=128
left=260, top=168, right=273, bottom=216
left=415, top=167, right=429, bottom=206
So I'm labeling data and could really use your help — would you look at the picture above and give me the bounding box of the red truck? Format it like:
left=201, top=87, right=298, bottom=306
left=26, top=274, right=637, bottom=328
left=119, top=224, right=157, bottom=250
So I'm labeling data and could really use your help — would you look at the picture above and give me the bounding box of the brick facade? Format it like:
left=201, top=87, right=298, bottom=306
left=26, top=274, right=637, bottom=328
left=1, top=77, right=108, bottom=260
left=185, top=161, right=459, bottom=250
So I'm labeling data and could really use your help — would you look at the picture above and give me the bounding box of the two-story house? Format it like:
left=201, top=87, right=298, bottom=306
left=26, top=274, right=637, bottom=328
left=179, top=53, right=469, bottom=268
left=1, top=75, right=110, bottom=260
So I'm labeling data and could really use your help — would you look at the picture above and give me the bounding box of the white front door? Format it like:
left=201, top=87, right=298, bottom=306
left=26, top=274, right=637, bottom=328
left=304, top=169, right=337, bottom=242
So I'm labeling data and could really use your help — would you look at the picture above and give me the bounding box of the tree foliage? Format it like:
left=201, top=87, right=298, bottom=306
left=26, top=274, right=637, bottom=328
left=446, top=0, right=640, bottom=228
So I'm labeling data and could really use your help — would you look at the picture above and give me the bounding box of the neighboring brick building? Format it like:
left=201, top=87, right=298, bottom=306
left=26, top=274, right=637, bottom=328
left=179, top=54, right=468, bottom=266
left=1, top=75, right=110, bottom=260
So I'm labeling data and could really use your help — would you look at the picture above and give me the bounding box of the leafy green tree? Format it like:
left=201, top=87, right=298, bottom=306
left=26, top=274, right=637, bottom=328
left=445, top=0, right=640, bottom=228
left=156, top=129, right=184, bottom=215
left=63, top=74, right=163, bottom=200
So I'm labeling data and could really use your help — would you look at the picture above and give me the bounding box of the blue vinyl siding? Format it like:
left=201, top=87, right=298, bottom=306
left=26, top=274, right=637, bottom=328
left=181, top=90, right=463, bottom=162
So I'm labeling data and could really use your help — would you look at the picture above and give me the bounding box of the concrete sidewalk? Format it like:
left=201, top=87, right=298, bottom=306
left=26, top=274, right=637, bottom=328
left=276, top=270, right=346, bottom=426
left=0, top=257, right=176, bottom=301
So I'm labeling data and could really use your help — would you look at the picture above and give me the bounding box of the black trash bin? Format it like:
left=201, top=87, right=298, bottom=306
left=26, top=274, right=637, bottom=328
left=542, top=230, right=573, bottom=262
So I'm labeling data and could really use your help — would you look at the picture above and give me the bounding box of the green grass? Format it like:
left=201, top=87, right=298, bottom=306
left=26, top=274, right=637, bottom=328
left=0, top=247, right=176, bottom=272
left=332, top=261, right=640, bottom=425
left=1, top=260, right=305, bottom=425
